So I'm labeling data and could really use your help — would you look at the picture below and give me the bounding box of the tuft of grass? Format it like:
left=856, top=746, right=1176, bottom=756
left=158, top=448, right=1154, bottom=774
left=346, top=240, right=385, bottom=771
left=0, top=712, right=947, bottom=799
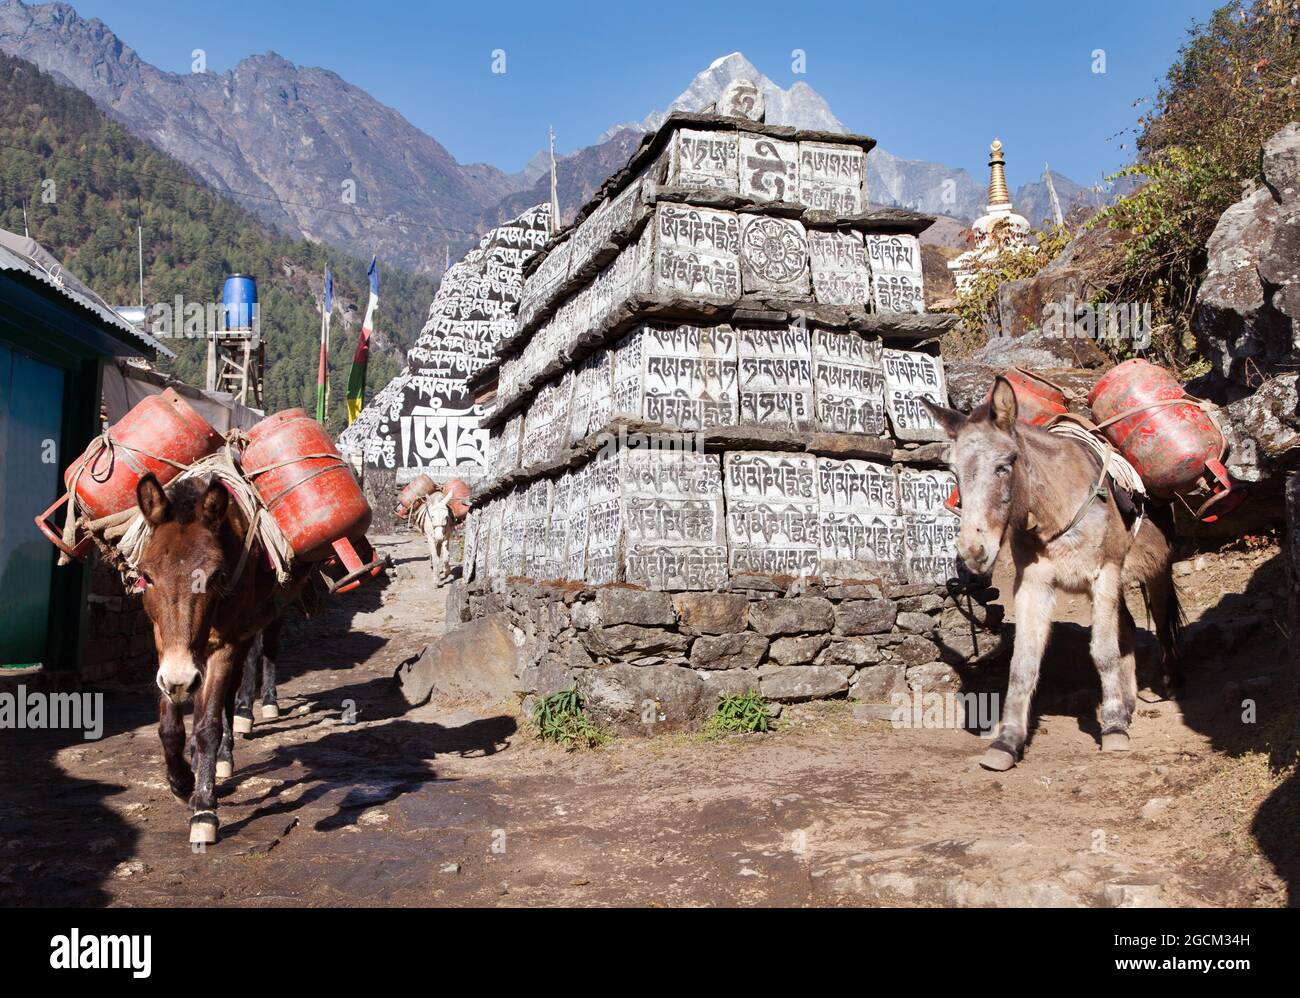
left=704, top=690, right=773, bottom=739
left=529, top=688, right=608, bottom=749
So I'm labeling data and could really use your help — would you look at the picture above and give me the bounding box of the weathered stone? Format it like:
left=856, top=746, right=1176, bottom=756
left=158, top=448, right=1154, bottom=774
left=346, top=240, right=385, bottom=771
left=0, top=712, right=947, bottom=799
left=898, top=594, right=943, bottom=614
left=892, top=634, right=941, bottom=666
left=1221, top=374, right=1300, bottom=482
left=849, top=663, right=906, bottom=702
left=748, top=596, right=834, bottom=636
left=581, top=624, right=689, bottom=660
left=768, top=634, right=830, bottom=666
left=571, top=600, right=601, bottom=630
left=577, top=663, right=707, bottom=734
left=689, top=632, right=769, bottom=670
left=1288, top=472, right=1300, bottom=678
left=394, top=613, right=523, bottom=707
left=934, top=628, right=1001, bottom=665
left=834, top=598, right=896, bottom=635
left=819, top=636, right=881, bottom=667
left=729, top=573, right=788, bottom=592
left=673, top=592, right=749, bottom=634
left=759, top=665, right=849, bottom=702
left=518, top=641, right=592, bottom=696
left=906, top=661, right=960, bottom=692
left=895, top=611, right=937, bottom=635
left=698, top=668, right=760, bottom=701
left=445, top=581, right=468, bottom=624
left=940, top=602, right=1004, bottom=631
left=1262, top=121, right=1300, bottom=204
left=596, top=588, right=677, bottom=627
left=825, top=583, right=885, bottom=599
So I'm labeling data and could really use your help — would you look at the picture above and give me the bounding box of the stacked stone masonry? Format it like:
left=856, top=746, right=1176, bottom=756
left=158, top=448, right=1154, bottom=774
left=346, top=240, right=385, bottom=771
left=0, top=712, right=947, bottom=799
left=458, top=105, right=983, bottom=721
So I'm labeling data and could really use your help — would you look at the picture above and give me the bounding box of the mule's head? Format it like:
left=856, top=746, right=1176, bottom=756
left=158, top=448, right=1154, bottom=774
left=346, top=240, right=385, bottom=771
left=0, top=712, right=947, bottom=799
left=923, top=377, right=1023, bottom=576
left=135, top=474, right=230, bottom=705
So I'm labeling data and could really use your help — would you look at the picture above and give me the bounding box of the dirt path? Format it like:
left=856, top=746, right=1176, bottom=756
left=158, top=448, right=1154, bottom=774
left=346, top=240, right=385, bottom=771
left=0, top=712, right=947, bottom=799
left=1, top=534, right=1294, bottom=907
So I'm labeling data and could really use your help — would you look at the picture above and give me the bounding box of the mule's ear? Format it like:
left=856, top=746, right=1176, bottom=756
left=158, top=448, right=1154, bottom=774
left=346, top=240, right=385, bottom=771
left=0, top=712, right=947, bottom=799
left=200, top=478, right=229, bottom=529
left=920, top=397, right=967, bottom=440
left=137, top=473, right=171, bottom=527
left=989, top=376, right=1019, bottom=431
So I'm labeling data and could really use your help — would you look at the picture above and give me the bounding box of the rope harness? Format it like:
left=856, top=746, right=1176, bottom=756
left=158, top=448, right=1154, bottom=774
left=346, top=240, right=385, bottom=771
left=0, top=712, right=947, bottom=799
left=66, top=431, right=297, bottom=598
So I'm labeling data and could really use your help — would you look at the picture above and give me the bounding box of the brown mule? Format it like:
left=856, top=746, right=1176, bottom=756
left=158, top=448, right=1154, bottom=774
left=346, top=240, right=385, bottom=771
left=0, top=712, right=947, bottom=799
left=135, top=473, right=306, bottom=845
left=923, top=377, right=1182, bottom=771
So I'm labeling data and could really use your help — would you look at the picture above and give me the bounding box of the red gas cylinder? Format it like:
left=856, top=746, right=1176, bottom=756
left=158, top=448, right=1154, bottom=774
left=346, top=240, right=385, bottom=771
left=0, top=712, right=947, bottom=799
left=1088, top=359, right=1238, bottom=520
left=36, top=388, right=224, bottom=558
left=985, top=368, right=1068, bottom=426
left=241, top=409, right=384, bottom=592
left=442, top=478, right=471, bottom=520
left=395, top=474, right=437, bottom=519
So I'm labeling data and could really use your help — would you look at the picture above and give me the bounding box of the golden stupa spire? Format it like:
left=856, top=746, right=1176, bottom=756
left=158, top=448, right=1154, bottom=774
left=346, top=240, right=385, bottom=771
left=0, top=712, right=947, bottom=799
left=987, top=138, right=1011, bottom=207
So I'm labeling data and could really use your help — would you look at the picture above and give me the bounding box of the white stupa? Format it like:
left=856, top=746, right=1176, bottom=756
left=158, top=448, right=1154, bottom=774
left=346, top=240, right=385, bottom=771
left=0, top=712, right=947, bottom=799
left=948, top=138, right=1031, bottom=292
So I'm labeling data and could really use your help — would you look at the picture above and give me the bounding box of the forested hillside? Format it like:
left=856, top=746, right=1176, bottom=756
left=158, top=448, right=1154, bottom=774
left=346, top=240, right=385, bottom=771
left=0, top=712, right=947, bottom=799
left=0, top=51, right=438, bottom=432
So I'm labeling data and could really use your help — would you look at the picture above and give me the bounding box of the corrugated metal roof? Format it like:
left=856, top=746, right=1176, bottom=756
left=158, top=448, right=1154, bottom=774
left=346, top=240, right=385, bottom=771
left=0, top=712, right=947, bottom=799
left=0, top=241, right=176, bottom=359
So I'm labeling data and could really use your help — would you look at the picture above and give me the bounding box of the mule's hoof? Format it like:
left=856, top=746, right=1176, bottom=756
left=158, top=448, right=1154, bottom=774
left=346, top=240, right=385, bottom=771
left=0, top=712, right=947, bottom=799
left=261, top=703, right=280, bottom=720
left=214, top=760, right=233, bottom=780
left=979, top=746, right=1018, bottom=771
left=232, top=715, right=253, bottom=735
left=189, top=812, right=218, bottom=846
left=1101, top=732, right=1131, bottom=752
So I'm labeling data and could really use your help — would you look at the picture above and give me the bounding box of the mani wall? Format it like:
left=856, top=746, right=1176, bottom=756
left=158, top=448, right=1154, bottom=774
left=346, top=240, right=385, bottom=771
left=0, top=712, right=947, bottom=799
left=337, top=204, right=552, bottom=498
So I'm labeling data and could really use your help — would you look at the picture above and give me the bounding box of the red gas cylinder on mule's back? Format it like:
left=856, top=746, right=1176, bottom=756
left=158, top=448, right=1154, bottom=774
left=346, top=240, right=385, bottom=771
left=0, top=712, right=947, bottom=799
left=395, top=474, right=437, bottom=519
left=35, top=388, right=223, bottom=559
left=985, top=368, right=1068, bottom=426
left=241, top=409, right=385, bottom=592
left=1088, top=358, right=1239, bottom=520
left=441, top=478, right=471, bottom=520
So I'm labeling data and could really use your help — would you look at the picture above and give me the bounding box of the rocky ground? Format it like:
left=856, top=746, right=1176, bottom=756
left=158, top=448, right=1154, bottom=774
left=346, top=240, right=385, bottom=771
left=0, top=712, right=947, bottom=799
left=0, top=532, right=1295, bottom=908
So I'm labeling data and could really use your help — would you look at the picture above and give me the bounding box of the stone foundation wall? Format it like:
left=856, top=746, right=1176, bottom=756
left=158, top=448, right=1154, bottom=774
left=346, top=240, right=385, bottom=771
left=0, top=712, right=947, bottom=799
left=456, top=577, right=1003, bottom=734
left=82, top=556, right=155, bottom=683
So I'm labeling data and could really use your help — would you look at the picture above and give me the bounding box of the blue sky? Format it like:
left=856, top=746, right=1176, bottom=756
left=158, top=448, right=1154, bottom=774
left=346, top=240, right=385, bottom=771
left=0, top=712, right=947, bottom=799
left=67, top=0, right=1224, bottom=188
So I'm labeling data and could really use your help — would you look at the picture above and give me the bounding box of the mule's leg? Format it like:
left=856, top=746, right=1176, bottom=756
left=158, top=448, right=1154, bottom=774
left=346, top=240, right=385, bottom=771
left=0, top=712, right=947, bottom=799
left=1145, top=575, right=1182, bottom=694
left=188, top=643, right=246, bottom=846
left=982, top=565, right=1055, bottom=771
left=215, top=694, right=235, bottom=781
left=260, top=621, right=280, bottom=719
left=1092, top=566, right=1138, bottom=751
left=233, top=642, right=258, bottom=736
left=437, top=530, right=451, bottom=584
left=159, top=694, right=193, bottom=803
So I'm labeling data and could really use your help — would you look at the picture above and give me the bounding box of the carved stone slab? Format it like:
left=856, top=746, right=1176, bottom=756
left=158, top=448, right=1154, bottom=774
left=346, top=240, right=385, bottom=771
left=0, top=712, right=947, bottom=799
left=519, top=238, right=571, bottom=330
left=865, top=234, right=925, bottom=314
left=798, top=141, right=866, bottom=214
left=621, top=447, right=727, bottom=590
left=737, top=324, right=814, bottom=431
left=896, top=467, right=957, bottom=515
left=611, top=323, right=739, bottom=431
left=808, top=229, right=871, bottom=306
left=524, top=478, right=552, bottom=579
left=724, top=451, right=820, bottom=579
left=545, top=473, right=570, bottom=580
left=811, top=328, right=886, bottom=435
left=568, top=349, right=613, bottom=444
left=903, top=513, right=960, bottom=585
left=816, top=457, right=898, bottom=513
left=668, top=129, right=740, bottom=192
left=882, top=348, right=948, bottom=442
left=819, top=512, right=907, bottom=583
left=584, top=450, right=623, bottom=585
left=738, top=134, right=798, bottom=202
left=739, top=214, right=811, bottom=296
left=565, top=462, right=590, bottom=581
left=719, top=78, right=765, bottom=121
left=652, top=204, right=742, bottom=303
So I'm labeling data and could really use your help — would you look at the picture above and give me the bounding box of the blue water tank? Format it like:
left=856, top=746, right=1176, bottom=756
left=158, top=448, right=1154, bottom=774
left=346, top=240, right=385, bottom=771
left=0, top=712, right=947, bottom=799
left=222, top=274, right=258, bottom=330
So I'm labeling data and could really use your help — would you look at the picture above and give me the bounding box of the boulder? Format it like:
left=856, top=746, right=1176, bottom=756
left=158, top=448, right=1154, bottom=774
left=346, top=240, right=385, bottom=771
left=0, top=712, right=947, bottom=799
left=1289, top=473, right=1300, bottom=678
left=893, top=634, right=941, bottom=666
left=819, top=636, right=882, bottom=667
left=673, top=592, right=749, bottom=634
left=577, top=663, right=707, bottom=734
left=689, top=632, right=769, bottom=670
left=906, top=661, right=960, bottom=692
left=1194, top=122, right=1300, bottom=395
left=394, top=613, right=523, bottom=707
left=698, top=668, right=760, bottom=701
left=748, top=596, right=834, bottom=636
left=1220, top=374, right=1300, bottom=483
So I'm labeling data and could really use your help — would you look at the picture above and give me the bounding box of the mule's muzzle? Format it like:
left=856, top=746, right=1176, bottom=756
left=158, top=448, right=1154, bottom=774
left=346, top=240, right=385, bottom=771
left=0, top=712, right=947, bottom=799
left=156, top=654, right=202, bottom=704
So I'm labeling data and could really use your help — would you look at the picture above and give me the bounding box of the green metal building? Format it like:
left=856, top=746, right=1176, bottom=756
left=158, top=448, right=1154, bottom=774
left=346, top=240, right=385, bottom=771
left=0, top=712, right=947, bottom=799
left=0, top=234, right=171, bottom=674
